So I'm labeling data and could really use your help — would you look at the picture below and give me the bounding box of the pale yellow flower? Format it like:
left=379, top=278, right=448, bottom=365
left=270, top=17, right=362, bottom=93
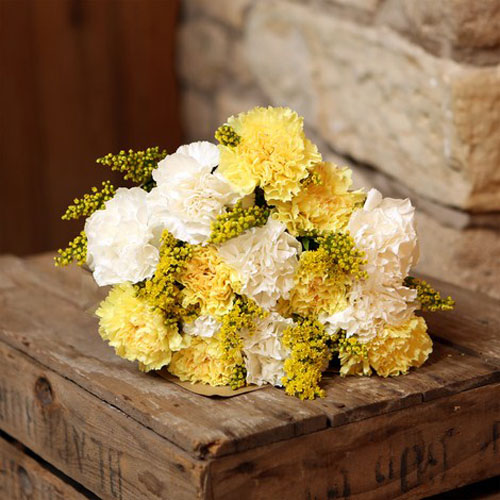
left=218, top=106, right=321, bottom=202
left=168, top=336, right=240, bottom=386
left=368, top=315, right=432, bottom=377
left=180, top=246, right=239, bottom=318
left=96, top=283, right=187, bottom=371
left=274, top=162, right=365, bottom=235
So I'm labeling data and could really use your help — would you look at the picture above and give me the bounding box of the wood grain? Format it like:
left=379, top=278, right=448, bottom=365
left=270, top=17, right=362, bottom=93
left=0, top=434, right=88, bottom=500
left=209, top=383, right=500, bottom=500
left=0, top=339, right=207, bottom=500
left=0, top=254, right=499, bottom=461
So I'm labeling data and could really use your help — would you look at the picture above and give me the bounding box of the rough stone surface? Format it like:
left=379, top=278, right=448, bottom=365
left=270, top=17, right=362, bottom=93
left=245, top=1, right=500, bottom=211
left=215, top=86, right=268, bottom=128
left=377, top=0, right=500, bottom=65
left=177, top=19, right=229, bottom=91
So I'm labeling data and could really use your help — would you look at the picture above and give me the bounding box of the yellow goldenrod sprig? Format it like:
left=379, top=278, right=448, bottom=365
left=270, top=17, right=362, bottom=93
left=54, top=231, right=87, bottom=267
left=331, top=329, right=367, bottom=359
left=96, top=147, right=167, bottom=186
left=215, top=125, right=241, bottom=148
left=318, top=231, right=368, bottom=280
left=281, top=317, right=332, bottom=400
left=61, top=180, right=116, bottom=220
left=136, top=231, right=196, bottom=324
left=404, top=277, right=455, bottom=312
left=218, top=296, right=267, bottom=390
left=208, top=201, right=270, bottom=244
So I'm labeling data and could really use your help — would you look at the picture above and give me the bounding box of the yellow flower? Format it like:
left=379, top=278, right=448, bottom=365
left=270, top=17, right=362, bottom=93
left=217, top=106, right=321, bottom=202
left=274, top=162, right=365, bottom=235
left=289, top=249, right=350, bottom=317
left=168, top=336, right=241, bottom=386
left=368, top=315, right=432, bottom=377
left=96, top=283, right=187, bottom=371
left=180, top=246, right=239, bottom=318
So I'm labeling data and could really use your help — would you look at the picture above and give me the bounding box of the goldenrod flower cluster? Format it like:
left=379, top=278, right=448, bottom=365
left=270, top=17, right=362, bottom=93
left=217, top=107, right=321, bottom=202
left=180, top=246, right=239, bottom=318
left=215, top=124, right=241, bottom=147
left=136, top=231, right=195, bottom=324
left=274, top=162, right=365, bottom=235
left=281, top=318, right=332, bottom=400
left=332, top=330, right=370, bottom=377
left=54, top=231, right=87, bottom=267
left=96, top=146, right=166, bottom=186
left=318, top=231, right=368, bottom=280
left=97, top=283, right=187, bottom=371
left=61, top=180, right=116, bottom=220
left=404, top=277, right=455, bottom=312
left=208, top=201, right=270, bottom=244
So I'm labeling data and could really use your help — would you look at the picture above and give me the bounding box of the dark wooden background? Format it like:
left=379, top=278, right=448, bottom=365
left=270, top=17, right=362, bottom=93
left=0, top=0, right=181, bottom=256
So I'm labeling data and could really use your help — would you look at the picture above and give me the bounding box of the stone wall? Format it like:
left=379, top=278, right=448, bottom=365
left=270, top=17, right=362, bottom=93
left=177, top=0, right=500, bottom=299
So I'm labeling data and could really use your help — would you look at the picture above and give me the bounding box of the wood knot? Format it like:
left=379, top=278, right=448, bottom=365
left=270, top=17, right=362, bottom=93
left=17, top=466, right=33, bottom=495
left=35, top=377, right=54, bottom=406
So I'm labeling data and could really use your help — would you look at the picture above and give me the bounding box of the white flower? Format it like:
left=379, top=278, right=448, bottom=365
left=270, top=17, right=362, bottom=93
left=218, top=219, right=301, bottom=309
left=85, top=187, right=159, bottom=286
left=320, top=188, right=419, bottom=342
left=242, top=313, right=292, bottom=386
left=349, top=188, right=419, bottom=284
left=320, top=281, right=417, bottom=343
left=183, top=315, right=221, bottom=338
left=148, top=141, right=240, bottom=244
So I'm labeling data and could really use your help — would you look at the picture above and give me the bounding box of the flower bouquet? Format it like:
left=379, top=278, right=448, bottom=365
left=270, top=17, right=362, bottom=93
left=56, top=106, right=454, bottom=399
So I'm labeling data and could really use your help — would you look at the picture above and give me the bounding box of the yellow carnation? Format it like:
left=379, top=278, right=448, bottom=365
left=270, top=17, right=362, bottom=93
left=274, top=162, right=365, bottom=235
left=367, top=315, right=432, bottom=377
left=168, top=336, right=241, bottom=386
left=218, top=106, right=321, bottom=202
left=289, top=249, right=350, bottom=317
left=180, top=246, right=239, bottom=318
left=96, top=283, right=187, bottom=371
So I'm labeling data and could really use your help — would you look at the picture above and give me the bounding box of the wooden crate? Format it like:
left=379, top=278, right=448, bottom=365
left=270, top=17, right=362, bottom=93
left=0, top=253, right=498, bottom=500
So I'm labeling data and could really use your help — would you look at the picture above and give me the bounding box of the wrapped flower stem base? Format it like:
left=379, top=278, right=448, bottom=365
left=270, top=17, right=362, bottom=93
left=56, top=106, right=454, bottom=400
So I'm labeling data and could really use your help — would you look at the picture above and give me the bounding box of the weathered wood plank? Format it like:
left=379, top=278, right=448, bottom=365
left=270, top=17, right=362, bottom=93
left=0, top=254, right=328, bottom=459
left=419, top=273, right=500, bottom=366
left=0, top=434, right=88, bottom=500
left=209, top=383, right=500, bottom=500
left=0, top=340, right=208, bottom=500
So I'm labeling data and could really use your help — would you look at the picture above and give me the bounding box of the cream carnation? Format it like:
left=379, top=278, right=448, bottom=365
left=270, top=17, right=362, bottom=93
left=183, top=315, right=221, bottom=338
left=321, top=280, right=417, bottom=343
left=242, top=313, right=292, bottom=386
left=349, top=188, right=419, bottom=283
left=218, top=219, right=301, bottom=309
left=148, top=141, right=240, bottom=244
left=85, top=187, right=159, bottom=286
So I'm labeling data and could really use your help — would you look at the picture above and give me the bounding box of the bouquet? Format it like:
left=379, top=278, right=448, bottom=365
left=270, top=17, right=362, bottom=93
left=56, top=106, right=454, bottom=399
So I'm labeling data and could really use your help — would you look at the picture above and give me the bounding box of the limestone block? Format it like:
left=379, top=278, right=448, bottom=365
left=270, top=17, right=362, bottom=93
left=245, top=1, right=500, bottom=211
left=377, top=0, right=500, bottom=65
left=177, top=19, right=229, bottom=91
left=215, top=86, right=268, bottom=127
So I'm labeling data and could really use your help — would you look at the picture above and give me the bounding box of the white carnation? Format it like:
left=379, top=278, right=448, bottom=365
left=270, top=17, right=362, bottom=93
left=148, top=141, right=240, bottom=244
left=320, top=280, right=417, bottom=343
left=183, top=315, right=221, bottom=338
left=85, top=187, right=159, bottom=286
left=218, top=219, right=301, bottom=309
left=349, top=188, right=419, bottom=284
left=321, top=189, right=419, bottom=342
left=242, top=313, right=292, bottom=387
